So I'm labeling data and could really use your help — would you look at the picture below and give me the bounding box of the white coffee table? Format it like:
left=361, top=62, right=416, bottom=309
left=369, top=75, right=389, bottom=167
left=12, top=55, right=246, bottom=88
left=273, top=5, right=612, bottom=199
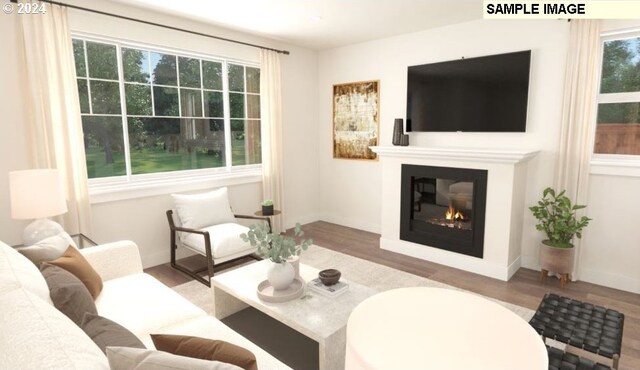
left=345, top=287, right=548, bottom=370
left=210, top=260, right=377, bottom=370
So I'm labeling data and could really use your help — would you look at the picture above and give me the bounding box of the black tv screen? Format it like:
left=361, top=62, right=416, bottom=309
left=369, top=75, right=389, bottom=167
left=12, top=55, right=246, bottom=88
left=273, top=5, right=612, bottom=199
left=406, top=50, right=531, bottom=132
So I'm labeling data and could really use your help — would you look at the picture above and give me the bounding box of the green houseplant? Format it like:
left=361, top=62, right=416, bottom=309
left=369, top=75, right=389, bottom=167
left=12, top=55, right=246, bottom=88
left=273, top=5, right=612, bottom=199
left=529, top=187, right=591, bottom=287
left=240, top=222, right=312, bottom=290
left=261, top=199, right=274, bottom=216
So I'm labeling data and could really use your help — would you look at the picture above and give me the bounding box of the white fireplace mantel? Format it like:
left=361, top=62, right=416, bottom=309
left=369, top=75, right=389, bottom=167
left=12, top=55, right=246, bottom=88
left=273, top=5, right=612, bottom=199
left=370, top=146, right=539, bottom=164
left=373, top=145, right=540, bottom=281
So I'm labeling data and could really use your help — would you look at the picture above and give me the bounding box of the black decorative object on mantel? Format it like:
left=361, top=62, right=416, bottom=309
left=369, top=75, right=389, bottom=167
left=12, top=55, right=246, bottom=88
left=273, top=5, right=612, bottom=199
left=400, top=134, right=409, bottom=146
left=392, top=118, right=403, bottom=146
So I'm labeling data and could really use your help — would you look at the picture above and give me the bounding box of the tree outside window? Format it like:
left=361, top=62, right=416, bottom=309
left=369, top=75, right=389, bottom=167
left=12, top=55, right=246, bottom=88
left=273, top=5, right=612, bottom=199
left=595, top=37, right=640, bottom=156
left=72, top=38, right=261, bottom=179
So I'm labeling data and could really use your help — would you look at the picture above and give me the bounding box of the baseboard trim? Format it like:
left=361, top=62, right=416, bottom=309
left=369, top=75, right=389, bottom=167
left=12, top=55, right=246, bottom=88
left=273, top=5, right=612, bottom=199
left=380, top=237, right=512, bottom=281
left=141, top=250, right=169, bottom=269
left=579, top=267, right=640, bottom=294
left=141, top=247, right=196, bottom=269
left=507, top=256, right=522, bottom=280
left=318, top=214, right=380, bottom=234
left=285, top=213, right=321, bottom=230
left=518, top=254, right=639, bottom=294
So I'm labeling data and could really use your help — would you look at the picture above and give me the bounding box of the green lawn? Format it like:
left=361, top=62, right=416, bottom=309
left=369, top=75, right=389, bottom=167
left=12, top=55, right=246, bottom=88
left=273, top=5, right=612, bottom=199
left=86, top=139, right=258, bottom=178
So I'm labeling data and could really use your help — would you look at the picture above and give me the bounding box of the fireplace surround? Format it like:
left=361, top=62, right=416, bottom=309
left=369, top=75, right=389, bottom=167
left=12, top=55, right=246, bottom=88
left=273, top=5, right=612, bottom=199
left=400, top=164, right=487, bottom=258
left=371, top=146, right=538, bottom=281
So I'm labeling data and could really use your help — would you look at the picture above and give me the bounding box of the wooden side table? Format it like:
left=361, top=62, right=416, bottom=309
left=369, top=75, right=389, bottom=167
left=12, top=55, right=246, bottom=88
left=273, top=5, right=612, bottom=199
left=254, top=210, right=281, bottom=232
left=70, top=233, right=98, bottom=249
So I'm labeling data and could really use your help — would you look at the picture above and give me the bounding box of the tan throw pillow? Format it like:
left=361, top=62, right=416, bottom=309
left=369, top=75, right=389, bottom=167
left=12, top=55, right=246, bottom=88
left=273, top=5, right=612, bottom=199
left=48, top=246, right=103, bottom=299
left=151, top=334, right=258, bottom=370
left=106, top=347, right=243, bottom=370
left=40, top=263, right=98, bottom=326
left=81, top=313, right=145, bottom=354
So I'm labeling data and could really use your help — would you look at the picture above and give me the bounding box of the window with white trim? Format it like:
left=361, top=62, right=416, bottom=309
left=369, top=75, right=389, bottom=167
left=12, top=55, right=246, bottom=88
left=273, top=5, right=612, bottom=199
left=72, top=36, right=261, bottom=183
left=595, top=33, right=640, bottom=156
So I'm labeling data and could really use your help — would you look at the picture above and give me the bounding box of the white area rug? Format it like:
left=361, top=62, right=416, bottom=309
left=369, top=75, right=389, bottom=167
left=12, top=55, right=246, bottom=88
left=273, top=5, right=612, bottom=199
left=173, top=245, right=535, bottom=321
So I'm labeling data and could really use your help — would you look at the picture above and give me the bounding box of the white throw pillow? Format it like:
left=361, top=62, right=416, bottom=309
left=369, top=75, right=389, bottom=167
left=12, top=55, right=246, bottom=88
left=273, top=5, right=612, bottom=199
left=16, top=233, right=75, bottom=264
left=0, top=289, right=109, bottom=369
left=171, top=188, right=236, bottom=230
left=106, top=347, right=242, bottom=370
left=0, top=241, right=53, bottom=305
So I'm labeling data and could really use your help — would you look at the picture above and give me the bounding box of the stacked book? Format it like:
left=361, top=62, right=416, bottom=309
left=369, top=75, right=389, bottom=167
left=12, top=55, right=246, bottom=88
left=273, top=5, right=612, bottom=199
left=308, top=278, right=349, bottom=297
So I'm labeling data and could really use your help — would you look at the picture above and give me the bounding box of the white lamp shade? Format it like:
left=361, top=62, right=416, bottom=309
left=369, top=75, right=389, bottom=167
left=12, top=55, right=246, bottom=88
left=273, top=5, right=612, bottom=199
left=9, top=169, right=68, bottom=219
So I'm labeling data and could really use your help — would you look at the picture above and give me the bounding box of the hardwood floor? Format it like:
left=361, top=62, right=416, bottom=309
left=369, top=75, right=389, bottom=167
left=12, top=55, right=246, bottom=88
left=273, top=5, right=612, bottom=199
left=146, top=221, right=640, bottom=370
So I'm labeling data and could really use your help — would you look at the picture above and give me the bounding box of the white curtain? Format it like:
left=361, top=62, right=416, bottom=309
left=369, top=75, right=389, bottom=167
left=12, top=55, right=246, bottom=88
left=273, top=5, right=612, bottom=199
left=19, top=2, right=92, bottom=236
left=260, top=50, right=285, bottom=234
left=555, top=20, right=601, bottom=280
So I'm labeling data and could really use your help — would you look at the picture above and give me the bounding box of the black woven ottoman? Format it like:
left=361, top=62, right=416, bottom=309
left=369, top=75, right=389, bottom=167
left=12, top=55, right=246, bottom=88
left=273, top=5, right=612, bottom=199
left=530, top=293, right=625, bottom=369
left=547, top=346, right=612, bottom=370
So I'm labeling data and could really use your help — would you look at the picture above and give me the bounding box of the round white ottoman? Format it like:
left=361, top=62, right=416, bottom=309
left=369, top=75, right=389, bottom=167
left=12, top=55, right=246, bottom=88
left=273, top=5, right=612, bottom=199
left=345, top=287, right=547, bottom=370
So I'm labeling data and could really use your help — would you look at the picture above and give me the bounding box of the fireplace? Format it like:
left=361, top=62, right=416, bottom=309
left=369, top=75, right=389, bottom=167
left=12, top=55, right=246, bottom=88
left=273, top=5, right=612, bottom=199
left=400, top=164, right=487, bottom=258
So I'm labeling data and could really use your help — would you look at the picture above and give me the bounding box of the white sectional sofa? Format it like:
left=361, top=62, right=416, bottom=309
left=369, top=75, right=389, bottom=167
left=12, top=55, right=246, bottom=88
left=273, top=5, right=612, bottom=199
left=0, top=239, right=290, bottom=369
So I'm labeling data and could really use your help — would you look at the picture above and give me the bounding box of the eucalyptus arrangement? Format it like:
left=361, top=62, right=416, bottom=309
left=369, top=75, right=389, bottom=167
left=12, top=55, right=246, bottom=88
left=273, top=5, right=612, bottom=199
left=240, top=222, right=313, bottom=263
left=529, top=187, right=592, bottom=249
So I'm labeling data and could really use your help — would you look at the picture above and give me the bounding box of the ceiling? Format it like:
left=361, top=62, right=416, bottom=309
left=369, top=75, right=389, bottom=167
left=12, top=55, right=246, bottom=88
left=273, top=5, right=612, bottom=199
left=110, top=0, right=483, bottom=50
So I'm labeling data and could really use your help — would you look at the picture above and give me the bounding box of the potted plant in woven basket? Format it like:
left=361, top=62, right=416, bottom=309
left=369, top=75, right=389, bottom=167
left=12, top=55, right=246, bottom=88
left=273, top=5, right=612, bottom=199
left=240, top=223, right=312, bottom=290
left=529, top=187, right=591, bottom=287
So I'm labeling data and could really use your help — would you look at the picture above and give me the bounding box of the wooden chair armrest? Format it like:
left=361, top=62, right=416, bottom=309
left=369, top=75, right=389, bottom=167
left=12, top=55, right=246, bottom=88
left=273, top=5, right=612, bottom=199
left=166, top=210, right=209, bottom=236
left=235, top=214, right=270, bottom=222
left=172, top=225, right=210, bottom=236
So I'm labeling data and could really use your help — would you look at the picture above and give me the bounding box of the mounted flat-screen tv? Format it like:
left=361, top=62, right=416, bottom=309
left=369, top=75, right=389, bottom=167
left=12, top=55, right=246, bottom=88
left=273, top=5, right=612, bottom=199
left=406, top=50, right=531, bottom=133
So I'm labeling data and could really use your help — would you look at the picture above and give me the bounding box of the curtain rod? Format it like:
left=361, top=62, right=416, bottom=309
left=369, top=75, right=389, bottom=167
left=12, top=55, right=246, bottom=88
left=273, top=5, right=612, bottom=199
left=13, top=0, right=290, bottom=55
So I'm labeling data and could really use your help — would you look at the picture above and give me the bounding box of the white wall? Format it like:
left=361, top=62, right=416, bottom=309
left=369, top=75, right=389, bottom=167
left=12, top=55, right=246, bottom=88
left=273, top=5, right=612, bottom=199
left=318, top=18, right=640, bottom=293
left=0, top=13, right=32, bottom=245
left=318, top=19, right=569, bottom=235
left=0, top=1, right=320, bottom=267
left=575, top=20, right=640, bottom=293
left=580, top=175, right=640, bottom=292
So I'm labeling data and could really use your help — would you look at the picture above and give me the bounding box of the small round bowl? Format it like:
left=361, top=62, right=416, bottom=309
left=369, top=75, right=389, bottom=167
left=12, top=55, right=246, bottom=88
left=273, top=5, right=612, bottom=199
left=318, top=269, right=341, bottom=286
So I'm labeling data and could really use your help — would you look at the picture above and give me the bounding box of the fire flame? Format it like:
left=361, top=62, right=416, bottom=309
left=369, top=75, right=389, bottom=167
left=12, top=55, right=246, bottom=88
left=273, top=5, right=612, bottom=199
left=445, top=205, right=464, bottom=221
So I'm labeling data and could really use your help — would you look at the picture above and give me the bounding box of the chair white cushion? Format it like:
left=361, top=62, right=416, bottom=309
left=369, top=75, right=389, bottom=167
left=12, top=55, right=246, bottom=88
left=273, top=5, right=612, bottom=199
left=0, top=241, right=53, bottom=305
left=172, top=188, right=236, bottom=230
left=182, top=223, right=253, bottom=260
left=95, top=273, right=206, bottom=338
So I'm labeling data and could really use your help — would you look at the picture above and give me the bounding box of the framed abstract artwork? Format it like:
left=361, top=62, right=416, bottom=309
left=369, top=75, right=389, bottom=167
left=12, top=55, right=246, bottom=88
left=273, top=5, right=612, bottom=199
left=332, top=80, right=379, bottom=160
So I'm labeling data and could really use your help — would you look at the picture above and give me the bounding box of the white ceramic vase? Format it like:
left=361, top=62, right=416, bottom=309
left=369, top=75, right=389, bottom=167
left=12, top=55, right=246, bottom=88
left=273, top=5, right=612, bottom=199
left=286, top=255, right=300, bottom=277
left=267, top=261, right=295, bottom=290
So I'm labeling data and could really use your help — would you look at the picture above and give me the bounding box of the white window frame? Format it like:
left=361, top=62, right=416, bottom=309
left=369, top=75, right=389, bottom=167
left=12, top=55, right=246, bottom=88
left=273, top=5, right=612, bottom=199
left=590, top=29, right=640, bottom=177
left=72, top=33, right=263, bottom=202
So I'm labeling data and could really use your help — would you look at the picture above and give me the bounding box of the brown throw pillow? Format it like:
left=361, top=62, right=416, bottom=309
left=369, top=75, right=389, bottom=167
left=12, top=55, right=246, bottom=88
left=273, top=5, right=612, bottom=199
left=107, top=347, right=243, bottom=370
left=151, top=334, right=257, bottom=370
left=48, top=246, right=103, bottom=299
left=81, top=313, right=145, bottom=354
left=40, top=263, right=98, bottom=326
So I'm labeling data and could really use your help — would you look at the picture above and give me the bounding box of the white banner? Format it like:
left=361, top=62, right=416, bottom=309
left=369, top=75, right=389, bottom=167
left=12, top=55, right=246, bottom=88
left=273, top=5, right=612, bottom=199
left=484, top=1, right=640, bottom=19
